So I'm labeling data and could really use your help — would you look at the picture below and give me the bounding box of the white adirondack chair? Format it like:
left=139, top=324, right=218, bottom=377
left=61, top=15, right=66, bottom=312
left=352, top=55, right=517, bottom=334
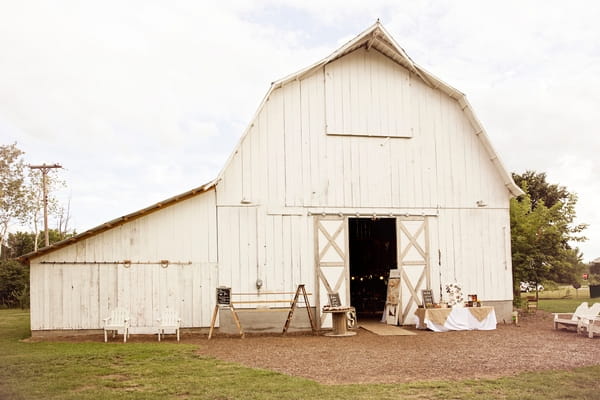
left=157, top=310, right=181, bottom=342
left=576, top=303, right=600, bottom=337
left=103, top=308, right=130, bottom=343
left=553, top=302, right=600, bottom=331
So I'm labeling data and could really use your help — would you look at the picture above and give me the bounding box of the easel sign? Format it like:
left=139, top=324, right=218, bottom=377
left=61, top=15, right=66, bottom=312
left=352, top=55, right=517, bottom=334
left=421, top=289, right=434, bottom=308
left=209, top=286, right=243, bottom=340
left=217, top=287, right=232, bottom=306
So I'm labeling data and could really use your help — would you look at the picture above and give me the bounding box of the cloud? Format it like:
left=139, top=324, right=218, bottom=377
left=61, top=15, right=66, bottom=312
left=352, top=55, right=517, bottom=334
left=1, top=1, right=599, bottom=260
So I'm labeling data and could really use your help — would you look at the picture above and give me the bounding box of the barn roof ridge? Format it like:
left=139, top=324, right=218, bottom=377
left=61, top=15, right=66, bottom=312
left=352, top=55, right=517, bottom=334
left=216, top=21, right=523, bottom=197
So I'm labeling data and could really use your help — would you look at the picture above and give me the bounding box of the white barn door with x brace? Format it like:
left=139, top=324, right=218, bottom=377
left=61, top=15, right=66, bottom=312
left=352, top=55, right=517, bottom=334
left=397, top=217, right=431, bottom=325
left=314, top=216, right=348, bottom=328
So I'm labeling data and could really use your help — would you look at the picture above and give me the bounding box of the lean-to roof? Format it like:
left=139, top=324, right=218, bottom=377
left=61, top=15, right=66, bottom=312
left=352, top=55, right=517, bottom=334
left=19, top=181, right=215, bottom=262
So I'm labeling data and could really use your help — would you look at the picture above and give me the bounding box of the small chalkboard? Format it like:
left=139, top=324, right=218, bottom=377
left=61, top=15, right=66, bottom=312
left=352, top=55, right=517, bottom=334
left=328, top=293, right=342, bottom=307
left=421, top=289, right=434, bottom=308
left=217, top=287, right=231, bottom=305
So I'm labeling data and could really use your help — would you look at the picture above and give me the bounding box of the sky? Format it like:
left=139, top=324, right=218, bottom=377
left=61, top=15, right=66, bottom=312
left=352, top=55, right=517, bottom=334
left=1, top=1, right=599, bottom=261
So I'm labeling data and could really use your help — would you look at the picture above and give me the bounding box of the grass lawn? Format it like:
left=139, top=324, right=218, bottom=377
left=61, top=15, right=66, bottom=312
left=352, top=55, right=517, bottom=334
left=537, top=298, right=596, bottom=313
left=1, top=308, right=599, bottom=400
left=534, top=285, right=590, bottom=300
left=521, top=286, right=598, bottom=313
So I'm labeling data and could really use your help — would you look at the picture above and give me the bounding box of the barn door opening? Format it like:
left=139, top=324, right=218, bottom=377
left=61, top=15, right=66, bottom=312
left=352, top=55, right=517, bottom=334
left=349, top=218, right=397, bottom=319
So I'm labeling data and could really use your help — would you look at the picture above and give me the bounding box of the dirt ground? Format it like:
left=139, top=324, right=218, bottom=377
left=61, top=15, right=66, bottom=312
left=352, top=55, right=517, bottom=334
left=41, top=310, right=600, bottom=384
left=193, top=310, right=600, bottom=384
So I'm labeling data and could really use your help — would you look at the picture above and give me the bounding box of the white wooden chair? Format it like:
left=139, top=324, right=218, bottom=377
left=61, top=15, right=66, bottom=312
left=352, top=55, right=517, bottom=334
left=157, top=309, right=181, bottom=342
left=576, top=303, right=600, bottom=337
left=103, top=308, right=130, bottom=343
left=578, top=316, right=600, bottom=338
left=553, top=302, right=600, bottom=331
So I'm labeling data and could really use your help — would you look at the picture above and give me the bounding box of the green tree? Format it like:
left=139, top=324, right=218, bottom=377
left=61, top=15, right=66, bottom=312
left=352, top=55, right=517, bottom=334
left=1, top=143, right=69, bottom=256
left=0, top=259, right=29, bottom=308
left=0, top=144, right=27, bottom=258
left=5, top=231, right=35, bottom=258
left=589, top=259, right=600, bottom=285
left=510, top=171, right=587, bottom=301
left=6, top=229, right=70, bottom=258
left=512, top=171, right=569, bottom=209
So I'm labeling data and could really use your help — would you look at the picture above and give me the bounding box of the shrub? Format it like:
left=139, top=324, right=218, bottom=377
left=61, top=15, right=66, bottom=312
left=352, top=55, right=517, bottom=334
left=0, top=260, right=29, bottom=308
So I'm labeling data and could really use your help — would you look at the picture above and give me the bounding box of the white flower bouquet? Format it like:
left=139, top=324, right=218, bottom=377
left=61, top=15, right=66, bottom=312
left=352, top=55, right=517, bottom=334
left=445, top=283, right=464, bottom=307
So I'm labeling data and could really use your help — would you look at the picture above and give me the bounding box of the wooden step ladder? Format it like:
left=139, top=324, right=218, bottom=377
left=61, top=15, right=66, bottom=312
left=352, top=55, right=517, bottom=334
left=282, top=284, right=317, bottom=335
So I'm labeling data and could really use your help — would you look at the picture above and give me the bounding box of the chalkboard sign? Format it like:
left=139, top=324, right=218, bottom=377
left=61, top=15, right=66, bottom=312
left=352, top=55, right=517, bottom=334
left=217, top=287, right=231, bottom=305
left=421, top=289, right=434, bottom=308
left=328, top=293, right=342, bottom=307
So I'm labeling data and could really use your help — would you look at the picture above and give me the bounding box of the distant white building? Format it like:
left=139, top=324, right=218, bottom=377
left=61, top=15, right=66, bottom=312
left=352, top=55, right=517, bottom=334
left=23, top=22, right=522, bottom=335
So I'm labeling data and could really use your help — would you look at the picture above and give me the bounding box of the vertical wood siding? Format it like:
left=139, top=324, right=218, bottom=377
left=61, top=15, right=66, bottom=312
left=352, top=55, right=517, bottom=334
left=215, top=46, right=514, bottom=307
left=216, top=207, right=315, bottom=304
left=325, top=47, right=413, bottom=138
left=31, top=45, right=516, bottom=331
left=431, top=209, right=512, bottom=301
left=217, top=48, right=510, bottom=211
left=30, top=190, right=218, bottom=330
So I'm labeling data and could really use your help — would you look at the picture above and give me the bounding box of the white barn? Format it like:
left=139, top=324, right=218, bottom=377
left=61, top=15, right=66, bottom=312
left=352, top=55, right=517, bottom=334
left=23, top=22, right=522, bottom=336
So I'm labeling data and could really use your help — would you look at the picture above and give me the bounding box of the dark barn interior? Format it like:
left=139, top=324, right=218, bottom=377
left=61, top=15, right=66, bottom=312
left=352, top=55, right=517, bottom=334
left=349, top=218, right=397, bottom=317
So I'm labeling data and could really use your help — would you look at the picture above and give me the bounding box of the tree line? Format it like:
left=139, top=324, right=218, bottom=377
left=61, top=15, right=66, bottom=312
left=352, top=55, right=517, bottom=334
left=510, top=171, right=590, bottom=299
left=1, top=143, right=74, bottom=307
left=1, top=143, right=72, bottom=258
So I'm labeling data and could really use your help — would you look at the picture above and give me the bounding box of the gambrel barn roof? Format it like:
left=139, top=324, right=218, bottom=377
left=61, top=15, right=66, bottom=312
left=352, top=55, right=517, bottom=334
left=20, top=21, right=522, bottom=263
left=218, top=21, right=522, bottom=196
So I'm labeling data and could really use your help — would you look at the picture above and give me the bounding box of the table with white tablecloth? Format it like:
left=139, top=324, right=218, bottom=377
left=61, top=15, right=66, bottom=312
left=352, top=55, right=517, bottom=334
left=414, top=306, right=497, bottom=332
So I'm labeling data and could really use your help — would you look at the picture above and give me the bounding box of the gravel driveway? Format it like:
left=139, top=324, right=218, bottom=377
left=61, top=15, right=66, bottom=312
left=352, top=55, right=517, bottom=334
left=195, top=310, right=600, bottom=384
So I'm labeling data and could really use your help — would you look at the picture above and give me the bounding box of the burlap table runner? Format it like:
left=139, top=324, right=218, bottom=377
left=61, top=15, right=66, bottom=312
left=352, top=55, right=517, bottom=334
left=420, top=308, right=452, bottom=326
left=467, top=306, right=493, bottom=322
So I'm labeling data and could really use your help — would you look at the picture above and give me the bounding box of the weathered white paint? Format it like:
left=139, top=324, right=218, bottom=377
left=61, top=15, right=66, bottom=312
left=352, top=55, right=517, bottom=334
left=325, top=47, right=413, bottom=138
left=216, top=206, right=315, bottom=309
left=28, top=22, right=519, bottom=332
left=30, top=190, right=218, bottom=331
left=314, top=216, right=348, bottom=328
left=217, top=66, right=510, bottom=211
left=214, top=39, right=516, bottom=323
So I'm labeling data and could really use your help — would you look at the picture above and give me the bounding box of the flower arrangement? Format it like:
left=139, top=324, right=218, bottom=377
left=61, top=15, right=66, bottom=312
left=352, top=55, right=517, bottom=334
left=445, top=283, right=464, bottom=307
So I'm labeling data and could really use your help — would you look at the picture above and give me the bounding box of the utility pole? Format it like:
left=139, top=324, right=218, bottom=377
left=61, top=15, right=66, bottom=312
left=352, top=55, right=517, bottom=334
left=28, top=163, right=62, bottom=247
